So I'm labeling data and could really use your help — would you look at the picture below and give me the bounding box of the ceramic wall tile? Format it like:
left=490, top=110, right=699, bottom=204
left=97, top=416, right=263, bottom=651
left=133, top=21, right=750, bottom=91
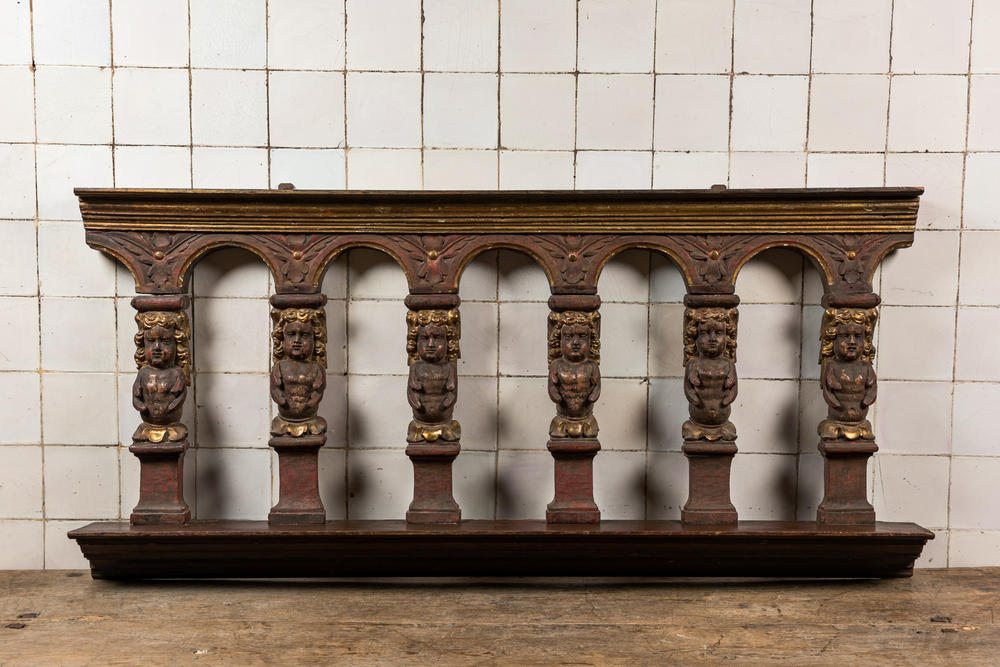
left=592, top=378, right=647, bottom=452
left=452, top=376, right=498, bottom=452
left=348, top=248, right=408, bottom=300
left=347, top=149, right=423, bottom=189
left=736, top=248, right=803, bottom=304
left=267, top=0, right=345, bottom=70
left=951, top=531, right=1000, bottom=567
left=881, top=230, right=959, bottom=306
left=33, top=0, right=110, bottom=66
left=496, top=450, right=553, bottom=519
left=38, top=297, right=112, bottom=373
left=950, top=457, right=1000, bottom=530
left=887, top=76, right=969, bottom=152
left=730, top=379, right=800, bottom=454
left=43, top=521, right=90, bottom=568
left=728, top=152, right=805, bottom=188
left=41, top=373, right=117, bottom=444
left=192, top=298, right=271, bottom=373
left=576, top=74, right=655, bottom=150
left=346, top=375, right=410, bottom=449
left=734, top=304, right=801, bottom=379
left=497, top=377, right=552, bottom=450
left=269, top=71, right=345, bottom=148
left=655, top=0, right=733, bottom=74
left=112, top=0, right=189, bottom=67
left=598, top=249, right=650, bottom=304
left=112, top=68, right=190, bottom=146
left=424, top=0, right=498, bottom=73
left=952, top=383, right=1000, bottom=456
left=114, top=147, right=192, bottom=189
left=194, top=373, right=271, bottom=448
left=191, top=148, right=268, bottom=188
left=458, top=251, right=498, bottom=302
left=345, top=73, right=422, bottom=149
left=578, top=0, right=655, bottom=73
left=0, top=447, right=42, bottom=518
left=646, top=378, right=686, bottom=452
left=498, top=151, right=575, bottom=190
left=593, top=450, right=646, bottom=519
left=44, top=445, right=119, bottom=518
left=955, top=307, right=1000, bottom=381
left=424, top=73, right=498, bottom=149
left=0, top=67, right=34, bottom=142
left=576, top=152, right=653, bottom=189
left=875, top=382, right=952, bottom=455
left=730, top=453, right=798, bottom=520
left=963, top=153, right=1000, bottom=230
left=806, top=154, right=885, bottom=188
left=0, top=220, right=37, bottom=296
left=653, top=75, right=731, bottom=152
left=37, top=143, right=110, bottom=207
left=811, top=0, right=891, bottom=74
left=270, top=149, right=347, bottom=190
left=497, top=250, right=549, bottom=301
left=38, top=220, right=116, bottom=297
left=733, top=0, right=811, bottom=74
left=731, top=75, right=808, bottom=152
left=808, top=75, right=889, bottom=152
left=346, top=448, right=412, bottom=519
left=0, top=0, right=33, bottom=64
left=958, top=232, right=1000, bottom=305
left=885, top=153, right=963, bottom=230
left=645, top=451, right=688, bottom=519
left=652, top=152, right=729, bottom=189
left=968, top=76, right=1000, bottom=151
left=500, top=74, right=576, bottom=151
left=499, top=0, right=576, bottom=72
left=891, top=0, right=972, bottom=74
left=35, top=66, right=112, bottom=145
left=455, top=301, right=498, bottom=376
left=0, top=143, right=36, bottom=219
left=498, top=302, right=549, bottom=376
left=971, top=0, right=1000, bottom=73
left=423, top=150, right=499, bottom=190
left=190, top=0, right=266, bottom=68
left=453, top=451, right=496, bottom=519
left=878, top=306, right=955, bottom=381
left=345, top=300, right=408, bottom=375
left=195, top=448, right=272, bottom=520
left=598, top=303, right=648, bottom=377
left=317, top=447, right=347, bottom=520
left=191, top=69, right=268, bottom=147
left=648, top=303, right=685, bottom=378
left=345, top=0, right=421, bottom=71
left=0, top=521, right=43, bottom=569
left=0, top=374, right=41, bottom=445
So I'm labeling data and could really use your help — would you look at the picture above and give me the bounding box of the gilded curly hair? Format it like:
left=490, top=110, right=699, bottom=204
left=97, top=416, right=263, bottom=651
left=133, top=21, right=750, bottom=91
left=682, top=307, right=738, bottom=365
left=134, top=310, right=191, bottom=385
left=406, top=309, right=461, bottom=365
left=547, top=311, right=601, bottom=363
left=272, top=307, right=328, bottom=368
left=819, top=307, right=876, bottom=364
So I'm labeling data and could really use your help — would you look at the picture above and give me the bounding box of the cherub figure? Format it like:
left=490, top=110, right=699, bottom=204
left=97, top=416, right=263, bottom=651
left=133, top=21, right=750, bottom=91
left=132, top=311, right=191, bottom=443
left=818, top=308, right=877, bottom=441
left=406, top=309, right=461, bottom=443
left=682, top=307, right=738, bottom=441
left=270, top=308, right=328, bottom=437
left=547, top=312, right=601, bottom=438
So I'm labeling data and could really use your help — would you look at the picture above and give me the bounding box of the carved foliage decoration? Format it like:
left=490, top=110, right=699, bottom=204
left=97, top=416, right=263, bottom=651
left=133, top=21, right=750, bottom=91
left=388, top=235, right=474, bottom=289
left=811, top=234, right=886, bottom=288
left=672, top=235, right=756, bottom=287
left=93, top=231, right=202, bottom=292
left=251, top=234, right=342, bottom=291
left=531, top=235, right=617, bottom=289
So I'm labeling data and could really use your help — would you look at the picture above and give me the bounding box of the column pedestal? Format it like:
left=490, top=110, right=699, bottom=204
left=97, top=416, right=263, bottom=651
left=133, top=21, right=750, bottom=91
left=817, top=439, right=877, bottom=525
left=129, top=440, right=190, bottom=525
left=406, top=442, right=461, bottom=524
left=682, top=441, right=738, bottom=524
left=269, top=434, right=326, bottom=525
left=546, top=438, right=601, bottom=524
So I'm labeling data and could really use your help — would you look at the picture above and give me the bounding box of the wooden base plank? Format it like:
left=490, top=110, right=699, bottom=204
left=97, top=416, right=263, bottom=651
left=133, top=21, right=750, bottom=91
left=68, top=520, right=934, bottom=580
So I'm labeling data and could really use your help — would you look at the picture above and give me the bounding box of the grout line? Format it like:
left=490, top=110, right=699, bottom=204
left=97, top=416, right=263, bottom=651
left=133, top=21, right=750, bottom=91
left=572, top=0, right=580, bottom=189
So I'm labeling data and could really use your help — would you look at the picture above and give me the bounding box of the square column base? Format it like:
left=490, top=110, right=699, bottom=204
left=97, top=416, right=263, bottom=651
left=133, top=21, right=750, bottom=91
left=129, top=440, right=191, bottom=525
left=682, top=440, right=738, bottom=525
left=405, top=442, right=461, bottom=524
left=546, top=438, right=601, bottom=524
left=818, top=439, right=878, bottom=525
left=269, top=434, right=327, bottom=525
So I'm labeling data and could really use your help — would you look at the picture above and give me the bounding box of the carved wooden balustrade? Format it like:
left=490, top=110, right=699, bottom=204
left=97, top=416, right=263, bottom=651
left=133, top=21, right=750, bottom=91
left=68, top=187, right=934, bottom=579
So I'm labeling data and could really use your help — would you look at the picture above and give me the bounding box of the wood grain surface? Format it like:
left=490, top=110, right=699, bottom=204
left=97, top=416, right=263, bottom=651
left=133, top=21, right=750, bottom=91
left=0, top=568, right=995, bottom=665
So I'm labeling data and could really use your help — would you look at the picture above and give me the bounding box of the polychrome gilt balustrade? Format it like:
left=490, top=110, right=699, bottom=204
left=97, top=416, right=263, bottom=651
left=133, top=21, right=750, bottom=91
left=68, top=187, right=935, bottom=580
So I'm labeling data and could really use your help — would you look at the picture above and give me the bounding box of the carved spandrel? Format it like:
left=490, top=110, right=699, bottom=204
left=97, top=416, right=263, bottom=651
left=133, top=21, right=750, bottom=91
left=251, top=234, right=343, bottom=293
left=269, top=307, right=328, bottom=437
left=387, top=235, right=475, bottom=292
left=531, top=235, right=617, bottom=293
left=89, top=231, right=203, bottom=293
left=547, top=311, right=601, bottom=438
left=406, top=308, right=461, bottom=443
left=682, top=306, right=739, bottom=442
left=132, top=310, right=191, bottom=443
left=818, top=307, right=878, bottom=441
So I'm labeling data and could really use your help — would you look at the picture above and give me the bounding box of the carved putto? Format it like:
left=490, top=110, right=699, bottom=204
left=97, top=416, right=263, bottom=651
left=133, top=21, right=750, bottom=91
left=818, top=308, right=877, bottom=441
left=270, top=308, right=328, bottom=437
left=547, top=311, right=601, bottom=438
left=682, top=307, right=738, bottom=442
left=132, top=311, right=191, bottom=443
left=406, top=309, right=461, bottom=443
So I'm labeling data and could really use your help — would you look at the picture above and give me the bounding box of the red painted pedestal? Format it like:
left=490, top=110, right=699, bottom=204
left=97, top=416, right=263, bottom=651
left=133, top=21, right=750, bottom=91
left=818, top=439, right=878, bottom=525
left=682, top=440, right=738, bottom=524
left=405, top=442, right=461, bottom=524
left=269, top=434, right=326, bottom=525
left=546, top=438, right=601, bottom=524
left=129, top=441, right=190, bottom=525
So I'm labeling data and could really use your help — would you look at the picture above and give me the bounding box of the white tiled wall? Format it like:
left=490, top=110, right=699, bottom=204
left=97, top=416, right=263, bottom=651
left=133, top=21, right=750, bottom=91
left=0, top=0, right=994, bottom=569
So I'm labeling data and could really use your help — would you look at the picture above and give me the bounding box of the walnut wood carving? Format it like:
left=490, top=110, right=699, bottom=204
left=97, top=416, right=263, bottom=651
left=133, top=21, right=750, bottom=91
left=71, top=187, right=932, bottom=577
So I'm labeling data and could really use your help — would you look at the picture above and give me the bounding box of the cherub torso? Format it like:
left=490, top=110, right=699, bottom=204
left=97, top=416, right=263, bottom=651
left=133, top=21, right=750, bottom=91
left=687, top=357, right=735, bottom=426
left=552, top=359, right=597, bottom=419
left=410, top=360, right=455, bottom=423
left=826, top=360, right=871, bottom=422
left=138, top=366, right=185, bottom=425
left=276, top=359, right=324, bottom=419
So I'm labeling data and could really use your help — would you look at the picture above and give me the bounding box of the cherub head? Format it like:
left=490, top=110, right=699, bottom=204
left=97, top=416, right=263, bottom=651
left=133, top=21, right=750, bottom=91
left=820, top=308, right=876, bottom=364
left=272, top=307, right=328, bottom=367
left=406, top=309, right=460, bottom=365
left=134, top=311, right=191, bottom=384
left=547, top=311, right=601, bottom=363
left=683, top=307, right=737, bottom=364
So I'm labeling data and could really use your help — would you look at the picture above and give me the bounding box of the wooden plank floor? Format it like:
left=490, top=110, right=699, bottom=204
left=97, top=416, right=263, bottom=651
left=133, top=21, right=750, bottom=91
left=0, top=569, right=997, bottom=666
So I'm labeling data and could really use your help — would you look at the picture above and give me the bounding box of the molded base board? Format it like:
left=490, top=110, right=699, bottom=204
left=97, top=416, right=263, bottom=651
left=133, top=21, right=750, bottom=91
left=68, top=520, right=933, bottom=580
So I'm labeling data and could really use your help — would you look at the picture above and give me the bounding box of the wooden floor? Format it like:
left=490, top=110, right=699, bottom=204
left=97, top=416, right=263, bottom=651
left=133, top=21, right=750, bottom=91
left=0, top=569, right=997, bottom=666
